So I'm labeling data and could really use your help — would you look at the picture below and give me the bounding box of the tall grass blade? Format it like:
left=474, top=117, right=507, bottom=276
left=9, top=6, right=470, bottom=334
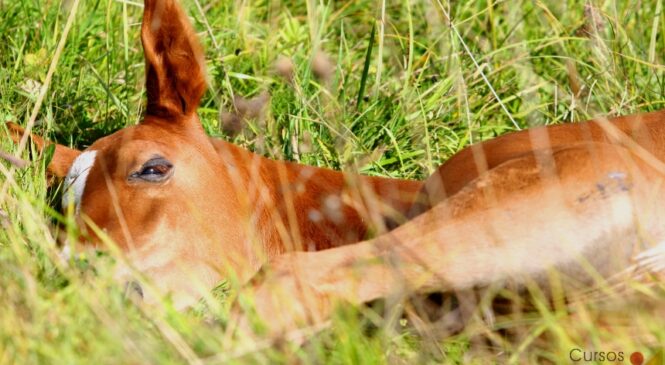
left=356, top=21, right=376, bottom=111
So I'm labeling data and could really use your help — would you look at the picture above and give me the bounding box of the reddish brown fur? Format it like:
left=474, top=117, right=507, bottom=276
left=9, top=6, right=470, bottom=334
left=142, top=0, right=206, bottom=116
left=6, top=0, right=423, bottom=306
left=6, top=122, right=80, bottom=177
left=412, top=110, right=665, bottom=214
left=207, top=137, right=423, bottom=253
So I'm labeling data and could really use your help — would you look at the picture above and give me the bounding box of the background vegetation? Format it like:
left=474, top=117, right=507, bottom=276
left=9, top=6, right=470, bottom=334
left=0, top=0, right=664, bottom=363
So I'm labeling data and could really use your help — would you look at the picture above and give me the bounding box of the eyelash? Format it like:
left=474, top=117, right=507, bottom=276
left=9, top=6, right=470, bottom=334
left=140, top=165, right=169, bottom=176
left=129, top=158, right=173, bottom=182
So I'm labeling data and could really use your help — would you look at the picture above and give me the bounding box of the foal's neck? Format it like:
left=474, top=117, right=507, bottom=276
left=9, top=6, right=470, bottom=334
left=210, top=137, right=423, bottom=253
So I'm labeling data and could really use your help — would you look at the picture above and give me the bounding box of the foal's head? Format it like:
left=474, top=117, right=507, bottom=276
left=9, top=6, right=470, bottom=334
left=18, top=0, right=253, bottom=307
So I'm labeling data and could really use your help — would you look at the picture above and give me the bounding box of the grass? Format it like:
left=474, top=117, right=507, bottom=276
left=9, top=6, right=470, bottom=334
left=0, top=0, right=664, bottom=363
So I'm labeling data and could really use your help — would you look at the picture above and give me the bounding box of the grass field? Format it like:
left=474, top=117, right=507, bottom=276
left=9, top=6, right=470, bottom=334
left=1, top=0, right=664, bottom=363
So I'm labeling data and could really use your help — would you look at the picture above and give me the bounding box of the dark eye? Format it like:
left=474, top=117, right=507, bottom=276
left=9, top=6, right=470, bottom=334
left=129, top=157, right=174, bottom=183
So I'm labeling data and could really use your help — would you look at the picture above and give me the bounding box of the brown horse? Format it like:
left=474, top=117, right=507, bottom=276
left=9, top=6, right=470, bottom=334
left=7, top=0, right=665, bottom=336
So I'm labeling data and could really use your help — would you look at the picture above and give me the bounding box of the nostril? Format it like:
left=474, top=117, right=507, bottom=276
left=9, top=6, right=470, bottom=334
left=124, top=280, right=144, bottom=302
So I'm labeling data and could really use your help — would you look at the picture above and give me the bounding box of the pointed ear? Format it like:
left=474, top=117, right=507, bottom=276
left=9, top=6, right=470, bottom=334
left=5, top=122, right=81, bottom=178
left=142, top=0, right=207, bottom=118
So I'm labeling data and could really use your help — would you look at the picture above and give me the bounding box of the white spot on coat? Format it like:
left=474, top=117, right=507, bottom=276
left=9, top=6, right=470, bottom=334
left=308, top=209, right=323, bottom=222
left=323, top=195, right=343, bottom=223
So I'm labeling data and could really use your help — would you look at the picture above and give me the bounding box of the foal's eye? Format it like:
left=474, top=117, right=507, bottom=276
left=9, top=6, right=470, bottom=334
left=129, top=157, right=174, bottom=183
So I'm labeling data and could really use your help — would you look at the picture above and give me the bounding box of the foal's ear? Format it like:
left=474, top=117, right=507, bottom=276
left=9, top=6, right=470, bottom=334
left=5, top=122, right=81, bottom=178
left=142, top=0, right=207, bottom=118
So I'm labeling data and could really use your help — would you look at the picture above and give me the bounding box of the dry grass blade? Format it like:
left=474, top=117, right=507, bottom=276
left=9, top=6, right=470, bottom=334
left=0, top=151, right=28, bottom=169
left=220, top=92, right=271, bottom=136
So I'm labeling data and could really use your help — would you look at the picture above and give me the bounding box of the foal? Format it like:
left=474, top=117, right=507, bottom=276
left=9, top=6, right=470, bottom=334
left=6, top=0, right=665, bottom=337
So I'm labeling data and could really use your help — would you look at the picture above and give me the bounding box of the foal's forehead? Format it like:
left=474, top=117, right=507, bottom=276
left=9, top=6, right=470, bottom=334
left=62, top=124, right=188, bottom=211
left=96, top=123, right=156, bottom=141
left=86, top=123, right=185, bottom=153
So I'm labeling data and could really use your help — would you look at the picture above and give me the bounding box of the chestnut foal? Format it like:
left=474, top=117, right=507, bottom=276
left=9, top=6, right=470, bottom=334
left=7, top=0, right=423, bottom=308
left=7, top=0, right=665, bottom=336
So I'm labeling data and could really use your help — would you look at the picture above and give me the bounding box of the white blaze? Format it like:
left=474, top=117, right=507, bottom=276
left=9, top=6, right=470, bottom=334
left=62, top=150, right=97, bottom=214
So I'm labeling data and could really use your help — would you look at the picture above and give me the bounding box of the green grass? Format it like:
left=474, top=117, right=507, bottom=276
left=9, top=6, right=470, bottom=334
left=1, top=0, right=664, bottom=363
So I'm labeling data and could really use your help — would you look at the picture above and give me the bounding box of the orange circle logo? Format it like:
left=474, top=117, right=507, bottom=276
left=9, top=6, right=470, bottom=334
left=630, top=352, right=644, bottom=365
